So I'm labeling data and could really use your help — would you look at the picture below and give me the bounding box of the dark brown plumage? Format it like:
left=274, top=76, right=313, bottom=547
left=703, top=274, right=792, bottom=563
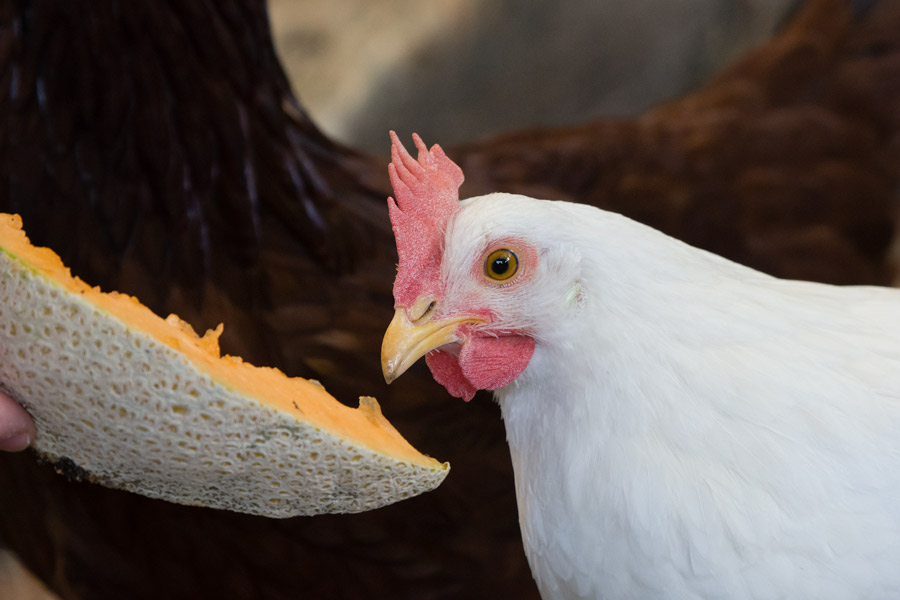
left=0, top=0, right=898, bottom=598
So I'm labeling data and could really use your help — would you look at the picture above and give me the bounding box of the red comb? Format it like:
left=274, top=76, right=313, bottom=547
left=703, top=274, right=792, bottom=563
left=387, top=131, right=464, bottom=307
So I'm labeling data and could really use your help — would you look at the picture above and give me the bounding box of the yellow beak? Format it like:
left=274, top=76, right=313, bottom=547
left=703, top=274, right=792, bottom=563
left=381, top=309, right=485, bottom=384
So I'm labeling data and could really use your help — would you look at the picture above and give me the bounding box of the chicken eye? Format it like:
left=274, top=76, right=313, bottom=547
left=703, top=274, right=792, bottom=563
left=485, top=249, right=519, bottom=281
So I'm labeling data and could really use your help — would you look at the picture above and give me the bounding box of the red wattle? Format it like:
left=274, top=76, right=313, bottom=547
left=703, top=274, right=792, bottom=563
left=459, top=335, right=535, bottom=391
left=425, top=335, right=535, bottom=401
left=426, top=350, right=478, bottom=402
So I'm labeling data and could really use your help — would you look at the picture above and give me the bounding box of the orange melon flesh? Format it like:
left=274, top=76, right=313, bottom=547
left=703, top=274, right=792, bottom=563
left=0, top=214, right=447, bottom=517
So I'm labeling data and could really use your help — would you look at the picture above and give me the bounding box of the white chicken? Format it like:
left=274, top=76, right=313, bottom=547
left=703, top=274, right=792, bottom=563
left=381, top=133, right=900, bottom=600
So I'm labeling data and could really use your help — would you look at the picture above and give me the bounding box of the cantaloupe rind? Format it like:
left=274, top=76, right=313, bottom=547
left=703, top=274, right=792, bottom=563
left=0, top=214, right=448, bottom=517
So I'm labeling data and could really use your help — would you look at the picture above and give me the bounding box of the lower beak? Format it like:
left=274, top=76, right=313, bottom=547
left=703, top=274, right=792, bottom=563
left=381, top=309, right=484, bottom=384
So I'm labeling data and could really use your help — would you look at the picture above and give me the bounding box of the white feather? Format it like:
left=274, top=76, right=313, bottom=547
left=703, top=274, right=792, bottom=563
left=443, top=193, right=900, bottom=599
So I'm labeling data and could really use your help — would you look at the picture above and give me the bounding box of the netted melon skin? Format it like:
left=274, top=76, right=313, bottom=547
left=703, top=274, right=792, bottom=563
left=0, top=253, right=448, bottom=517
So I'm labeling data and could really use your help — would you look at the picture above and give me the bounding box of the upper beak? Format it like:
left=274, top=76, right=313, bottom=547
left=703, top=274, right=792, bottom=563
left=381, top=308, right=485, bottom=384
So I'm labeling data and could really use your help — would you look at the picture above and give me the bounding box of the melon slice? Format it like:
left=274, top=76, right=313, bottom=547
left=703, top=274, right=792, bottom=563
left=0, top=214, right=447, bottom=517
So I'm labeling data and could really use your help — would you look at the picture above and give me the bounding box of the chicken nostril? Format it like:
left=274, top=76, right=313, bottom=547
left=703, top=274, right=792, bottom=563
left=409, top=298, right=436, bottom=322
left=417, top=301, right=436, bottom=321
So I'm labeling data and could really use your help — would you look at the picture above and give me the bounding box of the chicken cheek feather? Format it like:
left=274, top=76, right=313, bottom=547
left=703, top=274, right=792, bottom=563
left=427, top=334, right=535, bottom=402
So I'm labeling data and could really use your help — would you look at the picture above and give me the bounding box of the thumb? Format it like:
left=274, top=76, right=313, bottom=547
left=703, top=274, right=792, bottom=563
left=0, top=391, right=35, bottom=452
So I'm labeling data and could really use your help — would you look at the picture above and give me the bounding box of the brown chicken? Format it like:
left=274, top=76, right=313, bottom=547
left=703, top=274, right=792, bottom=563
left=0, top=0, right=898, bottom=598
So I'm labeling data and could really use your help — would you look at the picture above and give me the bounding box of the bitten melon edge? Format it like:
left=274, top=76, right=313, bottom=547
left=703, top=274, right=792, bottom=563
left=0, top=214, right=448, bottom=517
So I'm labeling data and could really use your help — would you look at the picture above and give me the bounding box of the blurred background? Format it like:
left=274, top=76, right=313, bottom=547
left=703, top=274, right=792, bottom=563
left=268, top=0, right=793, bottom=151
